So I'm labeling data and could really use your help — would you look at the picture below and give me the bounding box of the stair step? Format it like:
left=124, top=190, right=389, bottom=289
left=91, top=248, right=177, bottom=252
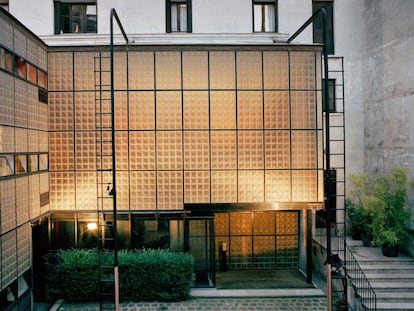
left=376, top=302, right=414, bottom=311
left=364, top=273, right=414, bottom=281
left=370, top=282, right=414, bottom=292
left=376, top=292, right=414, bottom=302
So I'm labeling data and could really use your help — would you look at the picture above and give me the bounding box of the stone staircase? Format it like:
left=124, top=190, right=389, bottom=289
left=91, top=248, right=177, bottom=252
left=349, top=241, right=414, bottom=311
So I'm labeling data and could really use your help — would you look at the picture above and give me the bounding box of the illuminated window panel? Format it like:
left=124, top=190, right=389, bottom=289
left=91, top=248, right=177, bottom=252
left=75, top=172, right=96, bottom=210
left=230, top=236, right=252, bottom=269
left=0, top=125, right=14, bottom=152
left=211, top=170, right=237, bottom=203
left=114, top=91, right=128, bottom=130
left=263, top=91, right=289, bottom=129
left=253, top=236, right=276, bottom=269
left=238, top=130, right=264, bottom=169
left=49, top=172, right=75, bottom=210
left=115, top=131, right=129, bottom=171
left=214, top=213, right=229, bottom=235
left=129, top=91, right=155, bottom=130
left=27, top=85, right=39, bottom=130
left=230, top=212, right=252, bottom=235
left=157, top=171, right=183, bottom=210
left=38, top=103, right=48, bottom=132
left=48, top=92, right=74, bottom=131
left=236, top=51, right=262, bottom=90
left=291, top=91, right=316, bottom=129
left=263, top=51, right=289, bottom=90
left=209, top=51, right=235, bottom=90
left=276, top=235, right=298, bottom=268
left=290, top=51, right=316, bottom=90
left=116, top=171, right=129, bottom=211
left=29, top=175, right=41, bottom=219
left=237, top=91, right=263, bottom=129
left=156, top=91, right=182, bottom=130
left=291, top=131, right=317, bottom=169
left=128, top=52, right=154, bottom=90
left=17, top=224, right=30, bottom=273
left=129, top=131, right=155, bottom=170
left=75, top=52, right=97, bottom=90
left=0, top=71, right=14, bottom=125
left=157, top=131, right=182, bottom=170
left=253, top=212, right=275, bottom=235
left=15, top=128, right=28, bottom=152
left=39, top=131, right=48, bottom=153
left=182, top=51, right=208, bottom=90
left=96, top=131, right=113, bottom=170
left=1, top=179, right=16, bottom=233
left=291, top=170, right=317, bottom=202
left=75, top=92, right=95, bottom=130
left=238, top=170, right=264, bottom=202
left=75, top=132, right=95, bottom=170
left=49, top=132, right=74, bottom=171
left=1, top=230, right=17, bottom=286
left=210, top=91, right=236, bottom=129
left=276, top=212, right=298, bottom=234
left=211, top=130, right=237, bottom=170
left=183, top=91, right=209, bottom=129
left=184, top=130, right=209, bottom=170
left=265, top=170, right=290, bottom=202
left=94, top=53, right=111, bottom=91
left=48, top=52, right=73, bottom=91
left=265, top=130, right=290, bottom=169
left=114, top=52, right=127, bottom=90
left=14, top=79, right=28, bottom=127
left=16, top=177, right=29, bottom=226
left=155, top=51, right=181, bottom=90
left=130, top=171, right=156, bottom=210
left=184, top=170, right=210, bottom=203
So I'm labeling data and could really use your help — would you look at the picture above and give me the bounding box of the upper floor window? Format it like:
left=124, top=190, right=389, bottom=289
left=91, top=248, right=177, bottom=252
left=54, top=1, right=97, bottom=34
left=313, top=0, right=334, bottom=54
left=166, top=0, right=192, bottom=33
left=253, top=0, right=277, bottom=32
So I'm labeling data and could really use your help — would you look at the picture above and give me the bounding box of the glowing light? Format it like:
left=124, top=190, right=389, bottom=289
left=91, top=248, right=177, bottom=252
left=87, top=222, right=97, bottom=230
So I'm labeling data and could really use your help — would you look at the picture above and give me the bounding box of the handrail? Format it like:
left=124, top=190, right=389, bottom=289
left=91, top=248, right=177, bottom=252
left=343, top=240, right=377, bottom=311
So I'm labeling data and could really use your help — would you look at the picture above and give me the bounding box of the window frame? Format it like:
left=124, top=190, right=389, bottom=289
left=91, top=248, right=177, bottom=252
left=322, top=78, right=336, bottom=112
left=312, top=0, right=334, bottom=55
left=54, top=1, right=97, bottom=34
left=252, top=0, right=278, bottom=33
left=166, top=0, right=192, bottom=33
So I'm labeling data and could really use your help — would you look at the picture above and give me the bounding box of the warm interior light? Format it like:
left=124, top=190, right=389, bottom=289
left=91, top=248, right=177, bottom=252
left=87, top=222, right=97, bottom=230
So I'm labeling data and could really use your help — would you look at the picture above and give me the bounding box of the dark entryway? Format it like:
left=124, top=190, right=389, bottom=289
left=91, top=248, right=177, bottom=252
left=32, top=218, right=49, bottom=302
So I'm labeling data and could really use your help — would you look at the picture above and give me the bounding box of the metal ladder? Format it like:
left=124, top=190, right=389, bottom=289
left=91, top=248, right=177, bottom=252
left=94, top=54, right=116, bottom=310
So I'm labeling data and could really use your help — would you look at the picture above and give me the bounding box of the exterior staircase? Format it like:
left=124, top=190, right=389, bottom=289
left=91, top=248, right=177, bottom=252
left=349, top=240, right=414, bottom=311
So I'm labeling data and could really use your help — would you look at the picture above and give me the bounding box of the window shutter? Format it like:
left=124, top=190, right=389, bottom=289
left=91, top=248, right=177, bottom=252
left=166, top=0, right=172, bottom=33
left=186, top=0, right=192, bottom=33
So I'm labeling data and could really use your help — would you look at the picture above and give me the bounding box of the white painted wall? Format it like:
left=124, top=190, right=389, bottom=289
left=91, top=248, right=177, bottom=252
left=9, top=0, right=53, bottom=35
left=279, top=0, right=313, bottom=43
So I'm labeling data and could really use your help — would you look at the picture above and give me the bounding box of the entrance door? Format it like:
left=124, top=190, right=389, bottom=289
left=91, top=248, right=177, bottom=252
left=32, top=219, right=49, bottom=302
left=185, top=217, right=215, bottom=287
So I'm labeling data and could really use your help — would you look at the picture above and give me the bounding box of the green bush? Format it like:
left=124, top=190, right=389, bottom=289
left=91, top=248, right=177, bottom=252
left=49, top=248, right=193, bottom=302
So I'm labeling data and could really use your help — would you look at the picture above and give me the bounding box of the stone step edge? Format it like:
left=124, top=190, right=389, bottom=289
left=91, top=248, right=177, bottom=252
left=190, top=288, right=325, bottom=298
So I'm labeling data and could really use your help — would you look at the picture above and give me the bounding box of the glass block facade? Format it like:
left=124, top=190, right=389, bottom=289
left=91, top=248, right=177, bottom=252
left=48, top=47, right=323, bottom=212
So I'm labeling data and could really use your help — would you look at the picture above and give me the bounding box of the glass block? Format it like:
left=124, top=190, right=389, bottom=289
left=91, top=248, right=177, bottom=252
left=210, top=91, right=236, bottom=129
left=49, top=92, right=74, bottom=131
left=129, top=131, right=155, bottom=170
left=75, top=132, right=96, bottom=170
left=75, top=92, right=95, bottom=130
left=26, top=38, right=38, bottom=65
left=14, top=79, right=28, bottom=128
left=291, top=130, right=317, bottom=169
left=253, top=236, right=276, bottom=269
left=276, top=211, right=298, bottom=234
left=14, top=29, right=26, bottom=58
left=230, top=212, right=252, bottom=235
left=183, top=91, right=209, bottom=129
left=75, top=172, right=96, bottom=210
left=291, top=91, right=317, bottom=129
left=263, top=51, right=289, bottom=89
left=74, top=52, right=97, bottom=91
left=1, top=230, right=17, bottom=286
left=237, top=91, right=263, bottom=129
left=17, top=224, right=31, bottom=273
left=229, top=236, right=252, bottom=269
left=27, top=84, right=39, bottom=130
left=253, top=212, right=275, bottom=235
left=28, top=130, right=39, bottom=155
left=49, top=132, right=75, bottom=171
left=114, top=52, right=127, bottom=90
left=156, top=91, right=182, bottom=130
left=1, top=179, right=16, bottom=233
left=29, top=174, right=41, bottom=219
left=129, top=91, right=155, bottom=130
left=0, top=17, right=13, bottom=50
left=209, top=51, right=235, bottom=89
left=290, top=51, right=316, bottom=90
left=264, top=91, right=289, bottom=129
left=129, top=171, right=156, bottom=210
left=155, top=51, right=181, bottom=90
left=211, top=130, right=237, bottom=170
left=211, top=171, right=237, bottom=203
left=128, top=52, right=154, bottom=90
left=16, top=177, right=29, bottom=226
left=214, top=213, right=229, bottom=235
left=0, top=71, right=14, bottom=126
left=238, top=130, right=264, bottom=169
left=265, top=170, right=291, bottom=202
left=0, top=125, right=14, bottom=153
left=15, top=128, right=28, bottom=153
left=183, top=51, right=208, bottom=90
left=236, top=52, right=262, bottom=90
left=183, top=130, right=209, bottom=170
left=265, top=130, right=290, bottom=169
left=184, top=170, right=210, bottom=203
left=157, top=171, right=183, bottom=210
left=38, top=103, right=48, bottom=132
left=291, top=170, right=317, bottom=202
left=114, top=91, right=128, bottom=130
left=48, top=52, right=73, bottom=91
left=116, top=171, right=129, bottom=211
left=39, top=131, right=49, bottom=152
left=276, top=235, right=299, bottom=269
left=49, top=172, right=75, bottom=210
left=156, top=131, right=182, bottom=170
left=238, top=170, right=264, bottom=202
left=115, top=131, right=129, bottom=171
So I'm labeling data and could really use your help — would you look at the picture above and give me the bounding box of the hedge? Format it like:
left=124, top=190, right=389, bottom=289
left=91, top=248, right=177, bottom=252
left=48, top=249, right=194, bottom=302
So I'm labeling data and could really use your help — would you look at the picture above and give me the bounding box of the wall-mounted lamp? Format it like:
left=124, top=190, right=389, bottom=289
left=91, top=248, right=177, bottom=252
left=87, top=222, right=98, bottom=230
left=106, top=183, right=114, bottom=196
